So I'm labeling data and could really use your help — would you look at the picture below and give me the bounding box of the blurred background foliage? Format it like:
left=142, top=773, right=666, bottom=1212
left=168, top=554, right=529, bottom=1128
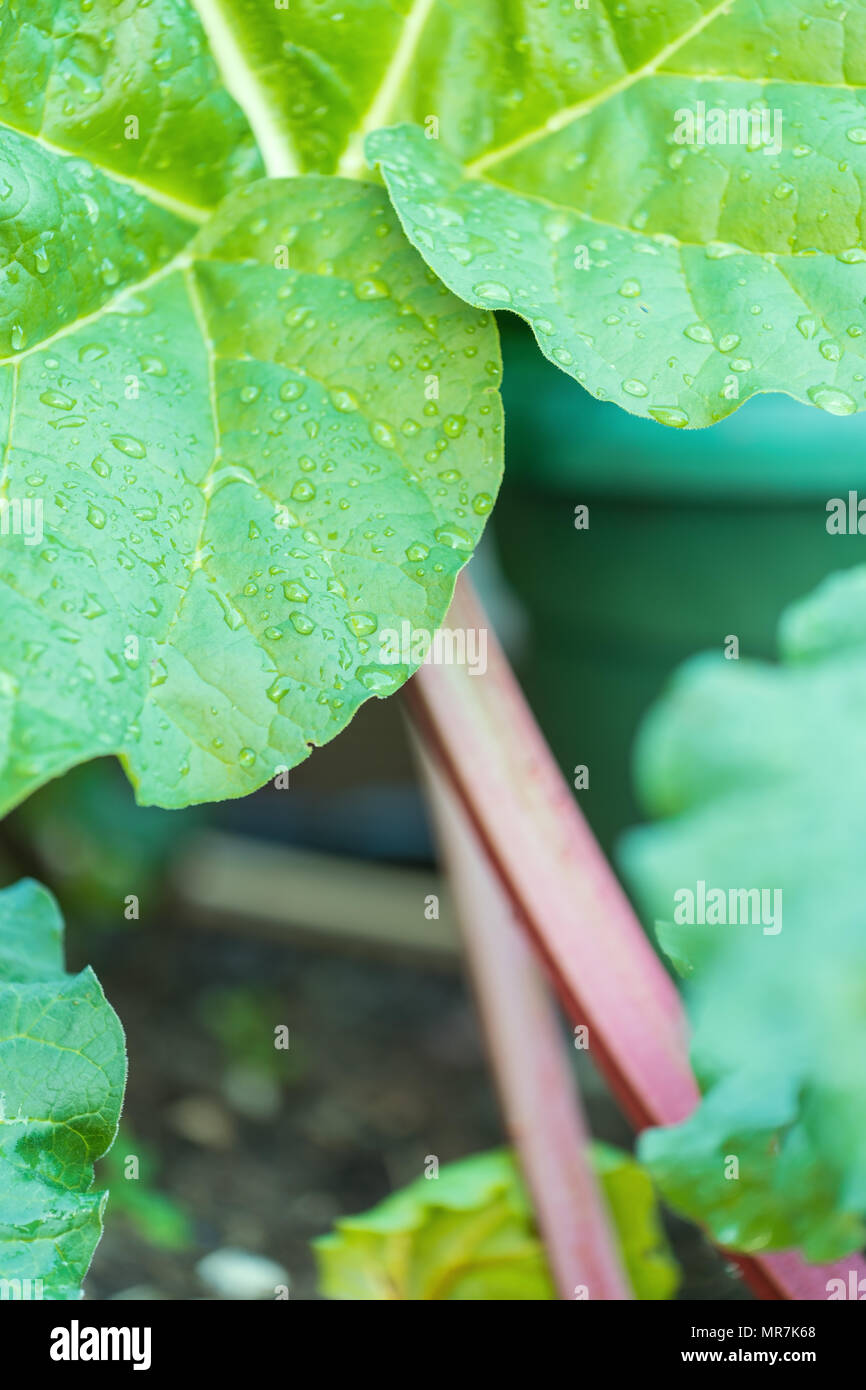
left=5, top=314, right=864, bottom=1298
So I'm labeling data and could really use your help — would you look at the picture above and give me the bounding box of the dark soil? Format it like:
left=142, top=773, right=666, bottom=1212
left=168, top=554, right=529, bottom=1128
left=81, top=917, right=749, bottom=1302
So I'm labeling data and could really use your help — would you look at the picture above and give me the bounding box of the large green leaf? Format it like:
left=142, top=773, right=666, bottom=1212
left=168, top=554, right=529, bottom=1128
left=0, top=878, right=126, bottom=1299
left=189, top=0, right=482, bottom=179
left=0, top=2, right=503, bottom=812
left=313, top=1146, right=679, bottom=1300
left=0, top=0, right=262, bottom=220
left=364, top=0, right=866, bottom=426
left=0, top=167, right=502, bottom=811
left=0, top=0, right=262, bottom=360
left=620, top=567, right=866, bottom=1261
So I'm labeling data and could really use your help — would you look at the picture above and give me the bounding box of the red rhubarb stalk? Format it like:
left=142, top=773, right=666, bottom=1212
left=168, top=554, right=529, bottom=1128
left=418, top=742, right=632, bottom=1300
left=407, top=573, right=866, bottom=1301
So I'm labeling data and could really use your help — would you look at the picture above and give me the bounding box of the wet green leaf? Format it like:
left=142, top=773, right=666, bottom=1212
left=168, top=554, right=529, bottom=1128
left=621, top=567, right=866, bottom=1261
left=0, top=879, right=126, bottom=1299
left=0, top=172, right=502, bottom=811
left=0, top=0, right=261, bottom=228
left=313, top=1146, right=679, bottom=1299
left=0, top=3, right=503, bottom=811
left=190, top=0, right=479, bottom=179
left=365, top=1, right=866, bottom=427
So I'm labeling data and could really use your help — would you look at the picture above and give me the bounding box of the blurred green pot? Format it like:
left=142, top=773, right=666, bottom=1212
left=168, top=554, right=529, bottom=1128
left=493, top=319, right=866, bottom=852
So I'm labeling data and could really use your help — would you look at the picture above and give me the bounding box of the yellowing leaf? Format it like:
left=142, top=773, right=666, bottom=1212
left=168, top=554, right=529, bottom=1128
left=314, top=1146, right=679, bottom=1300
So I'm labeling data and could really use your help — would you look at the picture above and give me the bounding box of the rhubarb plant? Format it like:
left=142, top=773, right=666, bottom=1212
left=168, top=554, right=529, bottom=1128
left=1, top=0, right=866, bottom=1300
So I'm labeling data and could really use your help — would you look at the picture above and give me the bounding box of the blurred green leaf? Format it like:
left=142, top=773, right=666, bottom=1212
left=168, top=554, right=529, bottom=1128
left=621, top=566, right=866, bottom=1261
left=98, top=1126, right=193, bottom=1253
left=313, top=1146, right=678, bottom=1299
left=199, top=985, right=299, bottom=1081
left=592, top=1142, right=680, bottom=1301
left=7, top=761, right=195, bottom=923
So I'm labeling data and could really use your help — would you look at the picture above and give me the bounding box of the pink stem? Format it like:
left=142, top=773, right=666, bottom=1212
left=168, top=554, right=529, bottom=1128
left=406, top=572, right=866, bottom=1302
left=417, top=740, right=631, bottom=1300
